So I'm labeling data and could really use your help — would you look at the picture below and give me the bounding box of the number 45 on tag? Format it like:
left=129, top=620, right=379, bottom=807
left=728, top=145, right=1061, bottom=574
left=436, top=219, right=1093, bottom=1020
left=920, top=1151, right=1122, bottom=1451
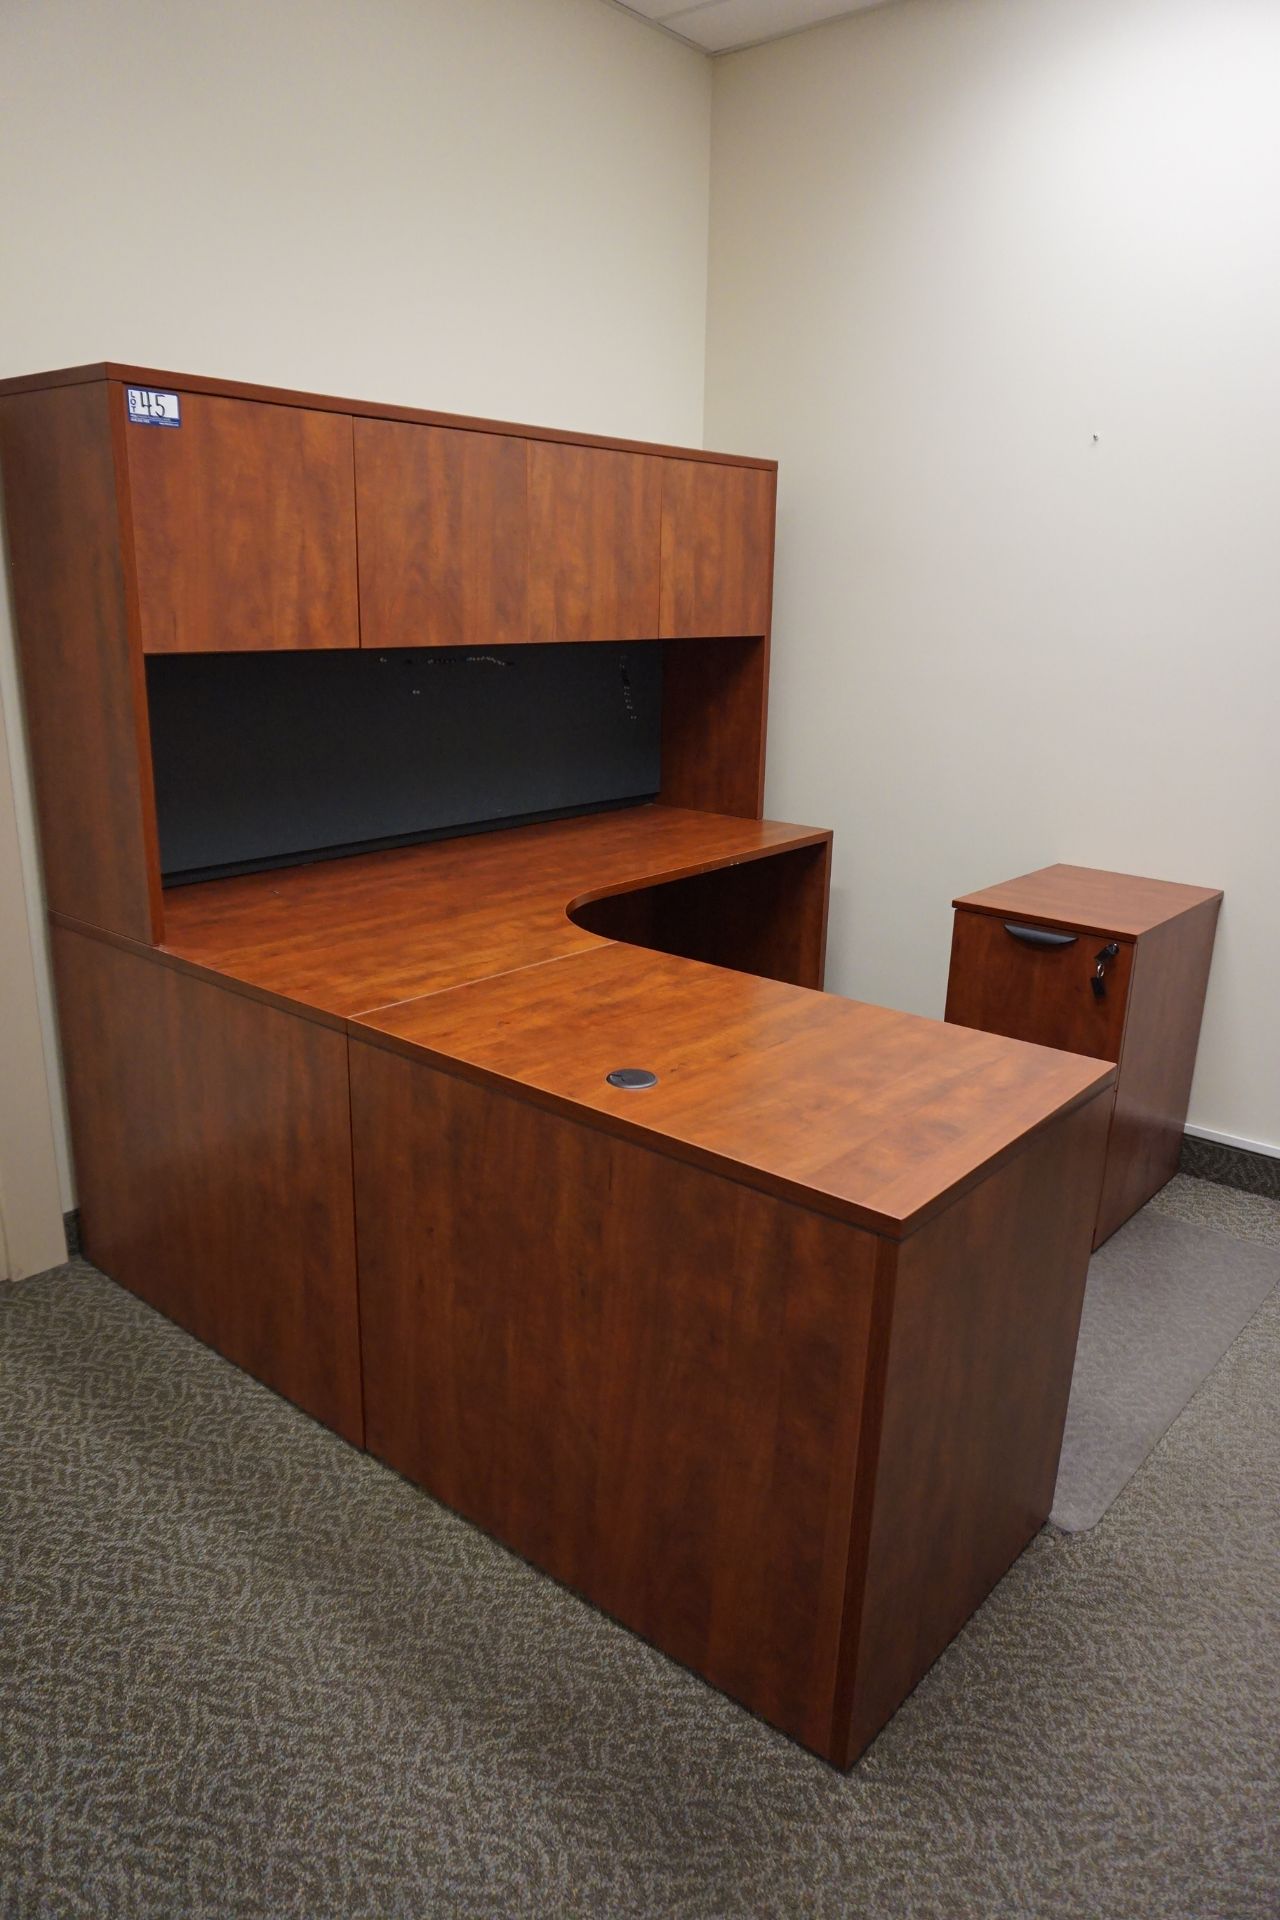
left=126, top=387, right=181, bottom=427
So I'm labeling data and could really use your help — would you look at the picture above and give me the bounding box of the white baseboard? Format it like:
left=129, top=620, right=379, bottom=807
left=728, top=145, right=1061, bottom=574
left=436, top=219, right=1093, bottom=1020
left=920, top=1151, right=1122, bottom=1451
left=1184, top=1123, right=1280, bottom=1161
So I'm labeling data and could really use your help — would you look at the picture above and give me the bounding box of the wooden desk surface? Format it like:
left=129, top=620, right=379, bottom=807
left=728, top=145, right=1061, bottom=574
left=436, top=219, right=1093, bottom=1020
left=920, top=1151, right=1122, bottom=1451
left=352, top=942, right=1113, bottom=1238
left=151, top=802, right=1112, bottom=1240
left=161, top=804, right=829, bottom=1017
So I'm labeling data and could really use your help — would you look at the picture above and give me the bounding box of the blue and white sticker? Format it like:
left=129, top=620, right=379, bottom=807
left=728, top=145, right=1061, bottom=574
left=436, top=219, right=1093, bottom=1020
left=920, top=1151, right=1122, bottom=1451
left=126, top=387, right=181, bottom=427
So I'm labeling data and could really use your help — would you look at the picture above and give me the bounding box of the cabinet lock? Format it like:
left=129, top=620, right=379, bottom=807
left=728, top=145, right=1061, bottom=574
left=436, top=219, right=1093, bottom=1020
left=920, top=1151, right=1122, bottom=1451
left=1091, top=942, right=1120, bottom=999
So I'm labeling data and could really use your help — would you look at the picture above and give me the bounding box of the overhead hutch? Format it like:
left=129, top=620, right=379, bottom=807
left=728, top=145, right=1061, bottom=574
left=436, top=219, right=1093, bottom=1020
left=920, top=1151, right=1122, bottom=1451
left=0, top=364, right=1113, bottom=1768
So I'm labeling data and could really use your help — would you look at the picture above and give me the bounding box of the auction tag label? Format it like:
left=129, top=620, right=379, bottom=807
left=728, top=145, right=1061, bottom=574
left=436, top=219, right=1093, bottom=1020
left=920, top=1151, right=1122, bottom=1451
left=126, top=387, right=181, bottom=427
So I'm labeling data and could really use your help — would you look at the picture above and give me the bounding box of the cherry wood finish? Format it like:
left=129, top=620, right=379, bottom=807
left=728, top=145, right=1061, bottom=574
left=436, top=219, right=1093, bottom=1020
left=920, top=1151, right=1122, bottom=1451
left=946, top=865, right=1223, bottom=1245
left=353, top=940, right=1113, bottom=1241
left=660, top=459, right=775, bottom=639
left=944, top=909, right=1133, bottom=1063
left=159, top=806, right=830, bottom=1018
left=570, top=837, right=830, bottom=990
left=1095, top=897, right=1221, bottom=1243
left=659, top=635, right=769, bottom=817
left=350, top=1038, right=1112, bottom=1765
left=838, top=1087, right=1112, bottom=1764
left=50, top=924, right=363, bottom=1443
left=3, top=362, right=778, bottom=880
left=126, top=391, right=359, bottom=653
left=350, top=1044, right=878, bottom=1757
left=31, top=781, right=1111, bottom=1764
left=354, top=418, right=529, bottom=650
left=528, top=441, right=661, bottom=642
left=4, top=358, right=1117, bottom=1768
left=0, top=361, right=776, bottom=471
left=0, top=381, right=162, bottom=940
left=953, top=863, right=1222, bottom=941
left=50, top=910, right=348, bottom=1033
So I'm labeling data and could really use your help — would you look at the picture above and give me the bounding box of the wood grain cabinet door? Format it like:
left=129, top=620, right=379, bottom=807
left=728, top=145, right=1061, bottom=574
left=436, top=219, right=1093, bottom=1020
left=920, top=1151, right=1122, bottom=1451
left=355, top=419, right=529, bottom=649
left=659, top=459, right=775, bottom=639
left=125, top=392, right=359, bottom=652
left=528, top=441, right=661, bottom=642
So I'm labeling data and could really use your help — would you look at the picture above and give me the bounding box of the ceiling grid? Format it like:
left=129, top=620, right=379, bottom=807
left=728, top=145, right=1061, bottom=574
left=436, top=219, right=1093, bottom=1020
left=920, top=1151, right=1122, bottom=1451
left=614, top=1, right=894, bottom=57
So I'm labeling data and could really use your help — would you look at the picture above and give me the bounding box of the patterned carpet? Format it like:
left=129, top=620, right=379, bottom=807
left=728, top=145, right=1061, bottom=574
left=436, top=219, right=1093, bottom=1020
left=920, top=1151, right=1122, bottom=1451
left=2, top=1176, right=1277, bottom=1919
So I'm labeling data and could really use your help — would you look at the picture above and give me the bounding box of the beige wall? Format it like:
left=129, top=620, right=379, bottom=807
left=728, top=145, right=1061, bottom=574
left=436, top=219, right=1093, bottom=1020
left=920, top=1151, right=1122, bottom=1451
left=707, top=0, right=1280, bottom=1152
left=0, top=670, right=64, bottom=1278
left=0, top=0, right=712, bottom=1222
left=5, top=0, right=1276, bottom=1239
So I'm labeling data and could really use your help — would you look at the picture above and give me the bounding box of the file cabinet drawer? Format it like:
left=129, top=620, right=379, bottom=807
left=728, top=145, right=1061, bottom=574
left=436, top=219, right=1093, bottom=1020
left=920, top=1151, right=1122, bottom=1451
left=944, top=908, right=1132, bottom=1063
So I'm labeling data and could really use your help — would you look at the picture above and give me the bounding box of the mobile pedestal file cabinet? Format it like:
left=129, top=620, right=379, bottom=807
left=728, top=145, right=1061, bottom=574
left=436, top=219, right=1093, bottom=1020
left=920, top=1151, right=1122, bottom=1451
left=945, top=864, right=1222, bottom=1246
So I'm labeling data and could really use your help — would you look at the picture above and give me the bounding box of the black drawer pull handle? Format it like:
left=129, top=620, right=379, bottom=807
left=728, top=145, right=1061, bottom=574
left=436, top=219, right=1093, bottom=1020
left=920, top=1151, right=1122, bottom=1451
left=1003, top=921, right=1078, bottom=950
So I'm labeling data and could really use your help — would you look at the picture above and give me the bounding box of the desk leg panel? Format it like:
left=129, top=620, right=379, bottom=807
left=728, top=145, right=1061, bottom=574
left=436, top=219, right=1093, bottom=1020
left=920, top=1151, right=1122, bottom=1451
left=350, top=1041, right=878, bottom=1758
left=50, top=926, right=363, bottom=1444
left=839, top=1087, right=1113, bottom=1763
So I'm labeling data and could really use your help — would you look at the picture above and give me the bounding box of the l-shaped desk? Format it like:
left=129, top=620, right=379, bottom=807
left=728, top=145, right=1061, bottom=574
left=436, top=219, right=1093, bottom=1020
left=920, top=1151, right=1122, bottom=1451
left=3, top=362, right=1115, bottom=1768
left=50, top=803, right=1113, bottom=1768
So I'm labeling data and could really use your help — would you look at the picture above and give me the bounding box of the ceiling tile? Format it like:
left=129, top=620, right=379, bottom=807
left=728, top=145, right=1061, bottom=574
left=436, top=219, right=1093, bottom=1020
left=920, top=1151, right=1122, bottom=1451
left=615, top=2, right=690, bottom=20
left=651, top=0, right=893, bottom=55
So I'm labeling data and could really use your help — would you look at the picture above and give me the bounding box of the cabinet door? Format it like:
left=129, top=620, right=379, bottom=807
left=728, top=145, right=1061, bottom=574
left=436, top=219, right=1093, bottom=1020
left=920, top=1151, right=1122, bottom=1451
left=528, top=441, right=661, bottom=642
left=355, top=419, right=528, bottom=649
left=659, top=459, right=775, bottom=639
left=126, top=392, right=358, bottom=652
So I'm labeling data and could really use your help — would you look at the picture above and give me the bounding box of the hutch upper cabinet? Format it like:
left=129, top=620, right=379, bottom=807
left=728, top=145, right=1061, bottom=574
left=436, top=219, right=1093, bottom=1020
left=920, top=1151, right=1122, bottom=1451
left=355, top=422, right=772, bottom=649
left=354, top=420, right=530, bottom=651
left=113, top=372, right=775, bottom=656
left=126, top=392, right=360, bottom=654
left=0, top=362, right=780, bottom=947
left=528, top=441, right=662, bottom=643
left=659, top=458, right=775, bottom=640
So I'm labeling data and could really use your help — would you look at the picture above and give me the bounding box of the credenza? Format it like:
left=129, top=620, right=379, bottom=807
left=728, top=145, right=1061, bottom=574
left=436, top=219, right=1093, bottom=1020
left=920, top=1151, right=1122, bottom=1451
left=1, top=363, right=1114, bottom=1767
